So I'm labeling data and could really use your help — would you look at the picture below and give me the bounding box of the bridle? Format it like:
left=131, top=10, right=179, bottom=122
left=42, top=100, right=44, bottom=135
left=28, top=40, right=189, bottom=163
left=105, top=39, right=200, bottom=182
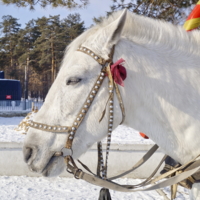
left=26, top=45, right=200, bottom=199
left=29, top=46, right=112, bottom=145
left=28, top=45, right=125, bottom=178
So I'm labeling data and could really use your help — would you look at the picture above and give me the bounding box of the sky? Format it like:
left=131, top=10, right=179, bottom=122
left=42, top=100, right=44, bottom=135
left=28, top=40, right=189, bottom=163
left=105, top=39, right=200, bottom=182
left=0, top=0, right=114, bottom=28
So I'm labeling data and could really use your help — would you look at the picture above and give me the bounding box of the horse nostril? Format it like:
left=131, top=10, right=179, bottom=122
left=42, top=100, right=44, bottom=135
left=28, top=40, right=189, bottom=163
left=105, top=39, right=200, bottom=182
left=23, top=146, right=33, bottom=163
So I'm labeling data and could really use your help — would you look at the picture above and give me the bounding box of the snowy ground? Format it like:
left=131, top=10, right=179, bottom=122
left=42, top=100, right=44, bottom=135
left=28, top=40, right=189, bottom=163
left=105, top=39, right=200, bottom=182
left=0, top=176, right=190, bottom=200
left=0, top=117, right=189, bottom=199
left=0, top=117, right=25, bottom=142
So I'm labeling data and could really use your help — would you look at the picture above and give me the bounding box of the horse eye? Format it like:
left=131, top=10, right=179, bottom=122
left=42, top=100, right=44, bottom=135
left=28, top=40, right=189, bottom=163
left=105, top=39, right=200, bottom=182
left=66, top=78, right=82, bottom=85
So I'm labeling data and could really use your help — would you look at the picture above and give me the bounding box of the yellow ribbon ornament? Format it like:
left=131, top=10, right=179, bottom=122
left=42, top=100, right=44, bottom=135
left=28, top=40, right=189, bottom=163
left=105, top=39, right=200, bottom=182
left=183, top=1, right=200, bottom=31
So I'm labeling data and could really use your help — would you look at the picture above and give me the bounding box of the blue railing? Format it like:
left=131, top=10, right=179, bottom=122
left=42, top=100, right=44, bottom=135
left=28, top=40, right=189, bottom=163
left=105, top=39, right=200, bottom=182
left=0, top=100, right=43, bottom=111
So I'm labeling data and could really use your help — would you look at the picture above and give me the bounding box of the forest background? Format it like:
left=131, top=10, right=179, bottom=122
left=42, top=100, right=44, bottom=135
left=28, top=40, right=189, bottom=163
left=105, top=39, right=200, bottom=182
left=0, top=0, right=198, bottom=100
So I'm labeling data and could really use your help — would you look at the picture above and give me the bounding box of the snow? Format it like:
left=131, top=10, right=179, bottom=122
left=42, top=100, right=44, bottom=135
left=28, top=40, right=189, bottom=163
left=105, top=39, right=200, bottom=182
left=0, top=176, right=189, bottom=200
left=0, top=116, right=189, bottom=199
left=0, top=117, right=25, bottom=142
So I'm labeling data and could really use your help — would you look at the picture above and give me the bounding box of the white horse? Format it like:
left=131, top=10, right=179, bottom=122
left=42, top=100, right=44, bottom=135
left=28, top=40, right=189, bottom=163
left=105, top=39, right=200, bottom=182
left=23, top=9, right=200, bottom=199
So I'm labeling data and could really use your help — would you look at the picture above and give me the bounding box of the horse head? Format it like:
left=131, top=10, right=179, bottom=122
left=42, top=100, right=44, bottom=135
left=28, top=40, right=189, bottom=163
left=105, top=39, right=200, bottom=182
left=23, top=10, right=127, bottom=177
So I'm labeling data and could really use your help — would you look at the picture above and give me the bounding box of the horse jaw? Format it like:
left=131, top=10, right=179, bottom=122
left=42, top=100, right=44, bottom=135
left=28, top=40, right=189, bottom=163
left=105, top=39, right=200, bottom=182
left=42, top=157, right=66, bottom=177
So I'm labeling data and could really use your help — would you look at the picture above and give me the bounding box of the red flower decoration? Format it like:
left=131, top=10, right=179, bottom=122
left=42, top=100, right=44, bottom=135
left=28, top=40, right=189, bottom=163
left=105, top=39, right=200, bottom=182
left=110, top=58, right=126, bottom=87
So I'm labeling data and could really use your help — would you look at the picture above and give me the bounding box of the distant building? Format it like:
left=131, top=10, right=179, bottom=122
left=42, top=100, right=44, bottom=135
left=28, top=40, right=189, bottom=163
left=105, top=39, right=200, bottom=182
left=0, top=71, right=22, bottom=102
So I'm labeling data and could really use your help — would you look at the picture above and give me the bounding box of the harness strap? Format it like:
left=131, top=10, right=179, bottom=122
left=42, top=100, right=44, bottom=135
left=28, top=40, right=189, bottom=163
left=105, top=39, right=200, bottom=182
left=171, top=180, right=178, bottom=199
left=68, top=145, right=167, bottom=190
left=123, top=154, right=167, bottom=188
left=65, top=145, right=200, bottom=193
left=147, top=154, right=200, bottom=186
left=77, top=144, right=159, bottom=180
left=114, top=82, right=125, bottom=124
left=65, top=155, right=200, bottom=193
left=77, top=159, right=96, bottom=176
left=97, top=142, right=102, bottom=177
left=77, top=145, right=167, bottom=190
left=109, top=144, right=159, bottom=180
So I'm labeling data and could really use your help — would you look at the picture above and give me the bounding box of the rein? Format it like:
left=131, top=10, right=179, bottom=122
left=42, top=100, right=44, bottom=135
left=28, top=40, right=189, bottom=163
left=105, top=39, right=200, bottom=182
left=26, top=46, right=200, bottom=200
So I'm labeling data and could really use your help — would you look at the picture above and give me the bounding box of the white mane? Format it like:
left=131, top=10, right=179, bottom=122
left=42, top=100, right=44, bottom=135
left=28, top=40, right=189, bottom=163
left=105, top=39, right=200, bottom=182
left=63, top=10, right=200, bottom=66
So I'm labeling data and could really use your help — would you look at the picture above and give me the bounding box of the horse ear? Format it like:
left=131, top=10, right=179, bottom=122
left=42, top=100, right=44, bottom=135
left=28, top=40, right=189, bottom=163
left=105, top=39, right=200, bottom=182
left=103, top=9, right=127, bottom=48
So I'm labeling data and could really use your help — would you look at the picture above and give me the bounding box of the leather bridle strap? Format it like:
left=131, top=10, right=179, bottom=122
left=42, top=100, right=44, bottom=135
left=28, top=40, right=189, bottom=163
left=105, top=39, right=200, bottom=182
left=65, top=153, right=200, bottom=192
left=109, top=144, right=160, bottom=180
left=75, top=144, right=160, bottom=180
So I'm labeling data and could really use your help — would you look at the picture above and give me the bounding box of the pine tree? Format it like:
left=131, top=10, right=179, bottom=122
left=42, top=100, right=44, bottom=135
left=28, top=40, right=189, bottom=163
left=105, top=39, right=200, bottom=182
left=0, top=15, right=21, bottom=79
left=109, top=0, right=198, bottom=24
left=16, top=19, right=41, bottom=99
left=33, top=15, right=63, bottom=84
left=34, top=13, right=85, bottom=85
left=0, top=13, right=85, bottom=99
left=61, top=13, right=85, bottom=42
left=0, top=0, right=89, bottom=10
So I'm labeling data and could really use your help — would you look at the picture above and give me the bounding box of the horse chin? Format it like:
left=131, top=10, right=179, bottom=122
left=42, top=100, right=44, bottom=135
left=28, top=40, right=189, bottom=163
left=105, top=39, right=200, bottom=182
left=42, top=156, right=65, bottom=177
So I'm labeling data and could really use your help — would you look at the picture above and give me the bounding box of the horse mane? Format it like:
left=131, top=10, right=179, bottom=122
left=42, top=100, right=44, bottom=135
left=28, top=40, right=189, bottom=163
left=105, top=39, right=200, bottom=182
left=62, top=10, right=200, bottom=67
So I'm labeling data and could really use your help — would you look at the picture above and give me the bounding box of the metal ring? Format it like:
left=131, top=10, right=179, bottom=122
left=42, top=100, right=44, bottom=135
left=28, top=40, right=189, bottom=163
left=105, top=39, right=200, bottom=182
left=61, top=147, right=73, bottom=157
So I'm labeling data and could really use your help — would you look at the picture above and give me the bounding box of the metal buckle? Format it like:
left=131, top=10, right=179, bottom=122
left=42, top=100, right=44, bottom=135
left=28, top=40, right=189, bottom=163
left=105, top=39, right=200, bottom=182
left=74, top=169, right=82, bottom=179
left=66, top=167, right=82, bottom=179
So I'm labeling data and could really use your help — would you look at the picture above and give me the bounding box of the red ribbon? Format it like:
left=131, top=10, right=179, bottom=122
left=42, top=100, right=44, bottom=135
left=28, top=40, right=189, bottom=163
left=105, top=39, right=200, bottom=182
left=139, top=132, right=149, bottom=139
left=110, top=58, right=126, bottom=87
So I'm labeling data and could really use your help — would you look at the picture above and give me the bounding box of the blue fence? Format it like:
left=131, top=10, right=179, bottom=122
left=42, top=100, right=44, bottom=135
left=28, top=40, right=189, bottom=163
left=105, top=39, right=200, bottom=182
left=0, top=100, right=43, bottom=111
